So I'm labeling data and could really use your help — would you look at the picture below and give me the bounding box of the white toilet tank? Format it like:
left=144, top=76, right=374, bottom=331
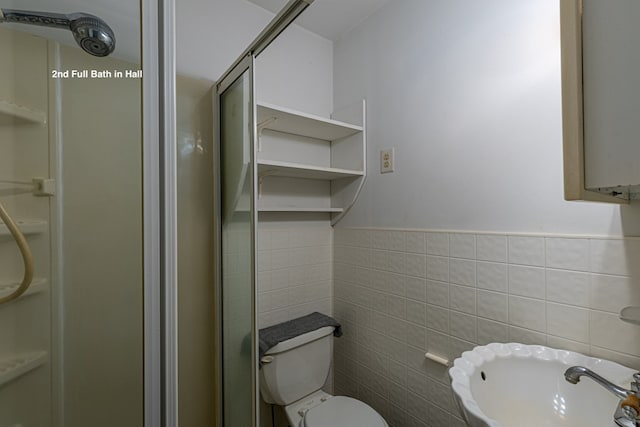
left=259, top=326, right=334, bottom=406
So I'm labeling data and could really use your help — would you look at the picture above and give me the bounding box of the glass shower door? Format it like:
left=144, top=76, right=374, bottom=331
left=0, top=5, right=144, bottom=425
left=218, top=55, right=257, bottom=427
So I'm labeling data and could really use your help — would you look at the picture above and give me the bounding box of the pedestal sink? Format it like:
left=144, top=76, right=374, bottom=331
left=449, top=343, right=636, bottom=427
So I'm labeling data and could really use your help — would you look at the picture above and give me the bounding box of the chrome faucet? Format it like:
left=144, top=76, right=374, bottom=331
left=565, top=366, right=633, bottom=399
left=564, top=366, right=640, bottom=427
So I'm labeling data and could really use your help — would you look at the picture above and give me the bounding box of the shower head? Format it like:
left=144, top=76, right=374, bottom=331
left=68, top=13, right=116, bottom=57
left=0, top=9, right=115, bottom=57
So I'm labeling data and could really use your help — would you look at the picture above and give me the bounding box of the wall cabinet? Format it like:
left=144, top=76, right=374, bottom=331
left=561, top=0, right=640, bottom=202
left=256, top=101, right=366, bottom=224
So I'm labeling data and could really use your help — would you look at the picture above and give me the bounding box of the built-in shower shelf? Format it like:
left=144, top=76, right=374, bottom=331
left=0, top=220, right=47, bottom=237
left=0, top=351, right=47, bottom=388
left=0, top=278, right=47, bottom=301
left=0, top=99, right=46, bottom=125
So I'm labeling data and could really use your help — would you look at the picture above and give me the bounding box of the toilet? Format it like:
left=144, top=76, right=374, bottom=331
left=260, top=325, right=388, bottom=427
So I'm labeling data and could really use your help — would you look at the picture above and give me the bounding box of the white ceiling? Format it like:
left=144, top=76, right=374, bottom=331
left=246, top=0, right=391, bottom=41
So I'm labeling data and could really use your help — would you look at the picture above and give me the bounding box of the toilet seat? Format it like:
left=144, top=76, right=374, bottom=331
left=301, top=396, right=387, bottom=427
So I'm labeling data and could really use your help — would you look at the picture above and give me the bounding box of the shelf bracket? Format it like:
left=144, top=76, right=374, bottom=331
left=257, top=116, right=277, bottom=152
left=257, top=169, right=278, bottom=199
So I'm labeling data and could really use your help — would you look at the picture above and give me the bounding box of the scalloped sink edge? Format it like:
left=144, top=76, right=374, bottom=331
left=448, top=342, right=636, bottom=427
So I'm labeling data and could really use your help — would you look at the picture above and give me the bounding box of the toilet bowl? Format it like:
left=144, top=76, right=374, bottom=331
left=292, top=392, right=387, bottom=427
left=259, top=325, right=388, bottom=427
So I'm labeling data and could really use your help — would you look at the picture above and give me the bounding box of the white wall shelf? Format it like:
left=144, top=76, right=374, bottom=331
left=0, top=278, right=47, bottom=301
left=258, top=207, right=344, bottom=213
left=258, top=160, right=363, bottom=181
left=257, top=102, right=362, bottom=141
left=0, top=351, right=47, bottom=388
left=256, top=100, right=366, bottom=222
left=0, top=99, right=46, bottom=125
left=0, top=220, right=47, bottom=237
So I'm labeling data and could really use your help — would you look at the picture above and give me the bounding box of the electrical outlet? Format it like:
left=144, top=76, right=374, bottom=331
left=380, top=148, right=394, bottom=173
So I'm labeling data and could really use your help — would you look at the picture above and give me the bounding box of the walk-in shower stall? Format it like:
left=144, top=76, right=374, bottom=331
left=0, top=0, right=174, bottom=425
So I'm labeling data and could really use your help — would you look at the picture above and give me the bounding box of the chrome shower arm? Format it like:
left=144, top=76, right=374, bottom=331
left=0, top=9, right=72, bottom=28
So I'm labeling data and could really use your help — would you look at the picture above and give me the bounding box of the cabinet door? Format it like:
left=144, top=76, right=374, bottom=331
left=561, top=0, right=639, bottom=202
left=582, top=0, right=640, bottom=193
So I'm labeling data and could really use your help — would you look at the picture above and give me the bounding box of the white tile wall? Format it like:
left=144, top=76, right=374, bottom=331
left=333, top=227, right=640, bottom=427
left=476, top=235, right=507, bottom=262
left=257, top=225, right=333, bottom=328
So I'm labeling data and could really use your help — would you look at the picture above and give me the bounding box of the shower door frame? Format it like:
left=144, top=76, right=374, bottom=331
left=216, top=53, right=259, bottom=427
left=214, top=1, right=314, bottom=425
left=142, top=0, right=178, bottom=425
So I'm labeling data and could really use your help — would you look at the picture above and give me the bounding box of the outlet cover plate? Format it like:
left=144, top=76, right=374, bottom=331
left=380, top=148, right=394, bottom=173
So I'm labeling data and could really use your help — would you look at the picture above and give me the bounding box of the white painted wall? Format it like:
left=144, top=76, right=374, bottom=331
left=177, top=0, right=333, bottom=116
left=177, top=0, right=267, bottom=80
left=256, top=31, right=333, bottom=117
left=176, top=75, right=216, bottom=427
left=333, top=0, right=640, bottom=236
